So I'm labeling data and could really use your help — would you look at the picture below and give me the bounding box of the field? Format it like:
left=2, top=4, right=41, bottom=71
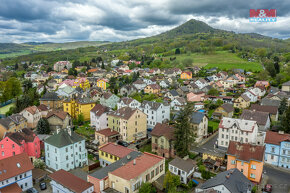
left=0, top=103, right=15, bottom=115
left=167, top=51, right=262, bottom=71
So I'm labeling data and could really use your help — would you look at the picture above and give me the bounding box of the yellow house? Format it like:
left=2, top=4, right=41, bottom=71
left=98, top=142, right=135, bottom=167
left=107, top=107, right=147, bottom=142
left=0, top=114, right=28, bottom=138
left=97, top=79, right=107, bottom=90
left=180, top=71, right=192, bottom=79
left=73, top=78, right=90, bottom=90
left=234, top=94, right=251, bottom=109
left=212, top=103, right=234, bottom=119
left=144, top=84, right=161, bottom=94
left=227, top=141, right=265, bottom=183
left=63, top=97, right=95, bottom=121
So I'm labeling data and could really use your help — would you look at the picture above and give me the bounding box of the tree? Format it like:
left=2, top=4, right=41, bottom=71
left=23, top=63, right=28, bottom=69
left=174, top=102, right=195, bottom=157
left=278, top=98, right=287, bottom=115
left=163, top=171, right=181, bottom=192
left=33, top=159, right=45, bottom=169
left=264, top=59, right=276, bottom=77
left=175, top=48, right=181, bottom=55
left=14, top=63, right=19, bottom=70
left=37, top=118, right=51, bottom=134
left=280, top=106, right=290, bottom=133
left=207, top=88, right=219, bottom=96
left=138, top=183, right=156, bottom=193
left=77, top=113, right=85, bottom=126
left=101, top=62, right=105, bottom=69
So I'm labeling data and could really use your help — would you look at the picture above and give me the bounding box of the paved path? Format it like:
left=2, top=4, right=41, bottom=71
left=263, top=165, right=290, bottom=193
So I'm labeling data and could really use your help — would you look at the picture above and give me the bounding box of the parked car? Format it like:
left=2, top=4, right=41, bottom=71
left=26, top=188, right=39, bottom=193
left=117, top=140, right=129, bottom=147
left=39, top=181, right=47, bottom=190
left=262, top=184, right=272, bottom=193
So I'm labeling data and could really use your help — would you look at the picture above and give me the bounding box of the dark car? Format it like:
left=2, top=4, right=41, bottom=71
left=117, top=140, right=129, bottom=147
left=26, top=188, right=38, bottom=193
left=39, top=181, right=47, bottom=190
left=263, top=184, right=272, bottom=193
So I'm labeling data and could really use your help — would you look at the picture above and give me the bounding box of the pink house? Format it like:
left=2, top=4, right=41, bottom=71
left=0, top=128, right=41, bottom=161
left=187, top=92, right=205, bottom=102
left=255, top=81, right=270, bottom=89
left=235, top=73, right=246, bottom=82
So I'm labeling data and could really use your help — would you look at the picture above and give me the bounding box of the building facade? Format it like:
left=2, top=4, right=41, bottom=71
left=63, top=97, right=95, bottom=121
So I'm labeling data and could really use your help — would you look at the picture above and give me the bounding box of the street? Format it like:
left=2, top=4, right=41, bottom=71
left=263, top=165, right=290, bottom=193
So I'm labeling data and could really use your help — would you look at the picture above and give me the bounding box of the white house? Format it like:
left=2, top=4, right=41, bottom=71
left=218, top=117, right=262, bottom=149
left=248, top=87, right=266, bottom=98
left=243, top=90, right=258, bottom=103
left=132, top=80, right=147, bottom=90
left=159, top=80, right=170, bottom=88
left=0, top=153, right=34, bottom=192
left=169, top=157, right=196, bottom=184
left=49, top=169, right=94, bottom=193
left=171, top=97, right=187, bottom=111
left=90, top=104, right=110, bottom=131
left=194, top=79, right=208, bottom=89
left=117, top=97, right=141, bottom=109
left=139, top=101, right=170, bottom=129
left=44, top=128, right=88, bottom=171
left=20, top=106, right=41, bottom=128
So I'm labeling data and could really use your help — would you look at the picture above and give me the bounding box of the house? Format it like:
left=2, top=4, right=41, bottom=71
left=132, top=80, right=146, bottom=90
left=37, top=104, right=50, bottom=118
left=49, top=169, right=94, bottom=193
left=250, top=104, right=278, bottom=122
left=0, top=153, right=34, bottom=192
left=88, top=152, right=164, bottom=193
left=151, top=123, right=175, bottom=158
left=95, top=128, right=120, bottom=146
left=218, top=117, right=261, bottom=149
left=255, top=81, right=270, bottom=89
left=212, top=104, right=234, bottom=119
left=90, top=104, right=110, bottom=131
left=261, top=98, right=281, bottom=107
left=187, top=92, right=205, bottom=102
left=46, top=110, right=72, bottom=131
left=190, top=112, right=208, bottom=143
left=181, top=71, right=192, bottom=80
left=243, top=90, right=258, bottom=103
left=98, top=142, right=135, bottom=167
left=39, top=92, right=62, bottom=110
left=195, top=78, right=208, bottom=89
left=282, top=81, right=290, bottom=92
left=107, top=107, right=147, bottom=142
left=177, top=86, right=190, bottom=97
left=187, top=83, right=200, bottom=93
left=234, top=94, right=251, bottom=109
left=171, top=97, right=187, bottom=111
left=0, top=114, right=27, bottom=138
left=44, top=128, right=88, bottom=171
left=264, top=131, right=290, bottom=169
left=54, top=61, right=72, bottom=72
left=117, top=97, right=141, bottom=109
left=248, top=87, right=266, bottom=98
left=159, top=80, right=170, bottom=88
left=165, top=90, right=179, bottom=100
left=144, top=84, right=161, bottom=94
left=56, top=86, right=76, bottom=97
left=0, top=128, right=40, bottom=161
left=196, top=168, right=252, bottom=193
left=240, top=109, right=270, bottom=132
left=169, top=157, right=196, bottom=184
left=139, top=101, right=170, bottom=129
left=63, top=96, right=95, bottom=121
left=100, top=92, right=120, bottom=109
left=20, top=106, right=41, bottom=128
left=227, top=141, right=265, bottom=183
left=120, top=85, right=137, bottom=96
left=96, top=79, right=107, bottom=90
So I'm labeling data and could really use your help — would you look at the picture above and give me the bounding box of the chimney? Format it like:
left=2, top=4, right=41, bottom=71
left=278, top=130, right=284, bottom=135
left=133, top=159, right=136, bottom=165
left=183, top=155, right=189, bottom=160
left=127, top=155, right=131, bottom=160
left=56, top=127, right=60, bottom=134
left=67, top=126, right=72, bottom=136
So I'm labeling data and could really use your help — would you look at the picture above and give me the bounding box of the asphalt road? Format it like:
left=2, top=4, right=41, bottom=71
left=264, top=165, right=290, bottom=193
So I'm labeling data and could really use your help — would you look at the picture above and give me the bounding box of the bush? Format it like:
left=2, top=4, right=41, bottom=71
left=188, top=152, right=197, bottom=160
left=33, top=159, right=45, bottom=169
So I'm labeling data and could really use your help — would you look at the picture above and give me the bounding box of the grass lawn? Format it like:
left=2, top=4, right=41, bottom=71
left=0, top=103, right=15, bottom=114
left=208, top=121, right=219, bottom=131
left=208, top=109, right=214, bottom=118
left=165, top=51, right=262, bottom=71
left=75, top=122, right=95, bottom=138
left=139, top=143, right=152, bottom=153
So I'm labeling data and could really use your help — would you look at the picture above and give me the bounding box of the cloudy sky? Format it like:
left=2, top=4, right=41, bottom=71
left=0, top=0, right=289, bottom=43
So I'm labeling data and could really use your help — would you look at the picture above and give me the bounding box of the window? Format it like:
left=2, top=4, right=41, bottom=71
left=155, top=167, right=159, bottom=175
left=241, top=169, right=244, bottom=173
left=146, top=174, right=150, bottom=181
left=160, top=164, right=164, bottom=172
left=241, top=161, right=244, bottom=166
left=231, top=160, right=236, bottom=165
left=222, top=134, right=224, bottom=138
left=250, top=173, right=256, bottom=179
left=283, top=149, right=286, bottom=155
left=151, top=170, right=155, bottom=178
left=66, top=147, right=68, bottom=152
left=12, top=144, right=14, bottom=149
left=271, top=155, right=274, bottom=159
left=1, top=152, right=4, bottom=156
left=251, top=164, right=256, bottom=170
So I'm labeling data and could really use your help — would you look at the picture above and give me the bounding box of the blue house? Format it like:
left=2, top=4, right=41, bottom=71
left=264, top=131, right=290, bottom=169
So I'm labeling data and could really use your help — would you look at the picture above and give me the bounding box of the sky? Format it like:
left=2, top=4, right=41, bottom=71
left=0, top=0, right=289, bottom=43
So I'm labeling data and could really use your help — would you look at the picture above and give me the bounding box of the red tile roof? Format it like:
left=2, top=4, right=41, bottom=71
left=110, top=152, right=164, bottom=180
left=0, top=153, right=34, bottom=181
left=49, top=169, right=93, bottom=193
left=151, top=123, right=175, bottom=140
left=95, top=128, right=119, bottom=137
left=46, top=110, right=69, bottom=120
left=265, top=131, right=290, bottom=145
left=182, top=71, right=192, bottom=76
left=23, top=106, right=39, bottom=115
left=227, top=141, right=265, bottom=162
left=99, top=142, right=134, bottom=158
left=0, top=183, right=22, bottom=193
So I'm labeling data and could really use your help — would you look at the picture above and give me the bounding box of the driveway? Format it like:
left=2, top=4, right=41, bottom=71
left=263, top=165, right=290, bottom=193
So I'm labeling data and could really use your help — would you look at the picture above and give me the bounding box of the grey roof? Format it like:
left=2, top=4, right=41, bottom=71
left=0, top=114, right=26, bottom=130
left=241, top=109, right=269, bottom=126
left=140, top=100, right=168, bottom=110
left=169, top=157, right=196, bottom=173
left=221, top=104, right=234, bottom=113
left=282, top=81, right=290, bottom=86
left=45, top=129, right=84, bottom=148
left=261, top=98, right=280, bottom=107
left=40, top=92, right=60, bottom=101
left=180, top=86, right=189, bottom=92
left=200, top=168, right=252, bottom=193
left=89, top=151, right=142, bottom=179
left=191, top=112, right=206, bottom=124
left=169, top=90, right=179, bottom=96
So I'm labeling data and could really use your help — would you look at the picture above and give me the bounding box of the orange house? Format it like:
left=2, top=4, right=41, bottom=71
left=226, top=141, right=265, bottom=183
left=180, top=71, right=192, bottom=80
